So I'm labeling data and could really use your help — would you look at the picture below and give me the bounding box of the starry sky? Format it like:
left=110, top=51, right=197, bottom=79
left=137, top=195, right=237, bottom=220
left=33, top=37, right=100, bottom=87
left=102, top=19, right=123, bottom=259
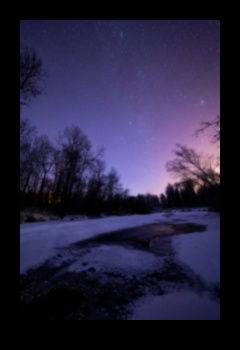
left=20, top=20, right=220, bottom=196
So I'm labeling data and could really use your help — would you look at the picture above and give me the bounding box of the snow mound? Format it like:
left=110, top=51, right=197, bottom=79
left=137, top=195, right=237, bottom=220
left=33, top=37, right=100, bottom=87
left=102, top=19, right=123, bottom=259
left=68, top=244, right=164, bottom=275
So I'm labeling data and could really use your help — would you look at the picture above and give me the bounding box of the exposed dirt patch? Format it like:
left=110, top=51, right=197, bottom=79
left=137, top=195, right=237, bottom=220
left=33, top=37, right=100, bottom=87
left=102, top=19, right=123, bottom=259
left=20, top=267, right=145, bottom=320
left=75, top=222, right=206, bottom=246
left=75, top=222, right=206, bottom=255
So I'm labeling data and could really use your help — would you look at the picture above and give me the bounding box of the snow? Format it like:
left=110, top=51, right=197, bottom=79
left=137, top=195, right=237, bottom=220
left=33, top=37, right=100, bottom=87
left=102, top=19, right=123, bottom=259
left=130, top=292, right=220, bottom=320
left=128, top=210, right=220, bottom=320
left=172, top=212, right=220, bottom=284
left=68, top=244, right=164, bottom=275
left=20, top=213, right=163, bottom=273
left=20, top=210, right=220, bottom=282
left=20, top=209, right=220, bottom=320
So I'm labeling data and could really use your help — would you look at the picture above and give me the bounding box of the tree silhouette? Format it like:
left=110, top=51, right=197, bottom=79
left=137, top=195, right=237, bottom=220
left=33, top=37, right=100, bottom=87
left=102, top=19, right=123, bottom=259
left=165, top=183, right=175, bottom=208
left=160, top=193, right=167, bottom=208
left=166, top=144, right=220, bottom=188
left=55, top=125, right=94, bottom=210
left=34, top=135, right=55, bottom=200
left=195, top=115, right=220, bottom=143
left=20, top=118, right=37, bottom=199
left=85, top=159, right=106, bottom=216
left=20, top=45, right=45, bottom=107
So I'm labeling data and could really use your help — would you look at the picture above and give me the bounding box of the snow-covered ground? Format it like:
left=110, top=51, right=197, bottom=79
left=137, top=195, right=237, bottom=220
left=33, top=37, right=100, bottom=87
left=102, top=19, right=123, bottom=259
left=67, top=244, right=165, bottom=276
left=172, top=212, right=220, bottom=285
left=130, top=292, right=220, bottom=320
left=20, top=209, right=220, bottom=320
left=20, top=213, right=164, bottom=274
left=129, top=210, right=220, bottom=320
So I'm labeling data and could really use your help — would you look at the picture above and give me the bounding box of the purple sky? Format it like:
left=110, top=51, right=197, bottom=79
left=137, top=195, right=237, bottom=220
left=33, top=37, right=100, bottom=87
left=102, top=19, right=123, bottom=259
left=20, top=20, right=220, bottom=196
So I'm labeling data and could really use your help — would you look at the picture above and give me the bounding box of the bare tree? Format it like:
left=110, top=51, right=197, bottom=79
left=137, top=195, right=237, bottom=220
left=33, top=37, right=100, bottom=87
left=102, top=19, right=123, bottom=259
left=20, top=117, right=36, bottom=143
left=87, top=158, right=106, bottom=195
left=56, top=125, right=95, bottom=202
left=20, top=118, right=37, bottom=195
left=194, top=115, right=220, bottom=143
left=166, top=144, right=220, bottom=188
left=85, top=159, right=106, bottom=215
left=34, top=135, right=55, bottom=198
left=104, top=168, right=122, bottom=201
left=20, top=119, right=54, bottom=199
left=20, top=45, right=45, bottom=107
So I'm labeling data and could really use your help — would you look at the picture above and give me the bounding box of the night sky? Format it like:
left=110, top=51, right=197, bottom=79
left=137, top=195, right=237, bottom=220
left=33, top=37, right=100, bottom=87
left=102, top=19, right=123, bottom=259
left=20, top=20, right=220, bottom=196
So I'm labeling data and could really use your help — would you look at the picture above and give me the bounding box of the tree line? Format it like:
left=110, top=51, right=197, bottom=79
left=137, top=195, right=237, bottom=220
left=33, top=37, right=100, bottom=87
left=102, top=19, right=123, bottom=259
left=161, top=124, right=220, bottom=211
left=20, top=118, right=161, bottom=216
left=160, top=179, right=220, bottom=210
